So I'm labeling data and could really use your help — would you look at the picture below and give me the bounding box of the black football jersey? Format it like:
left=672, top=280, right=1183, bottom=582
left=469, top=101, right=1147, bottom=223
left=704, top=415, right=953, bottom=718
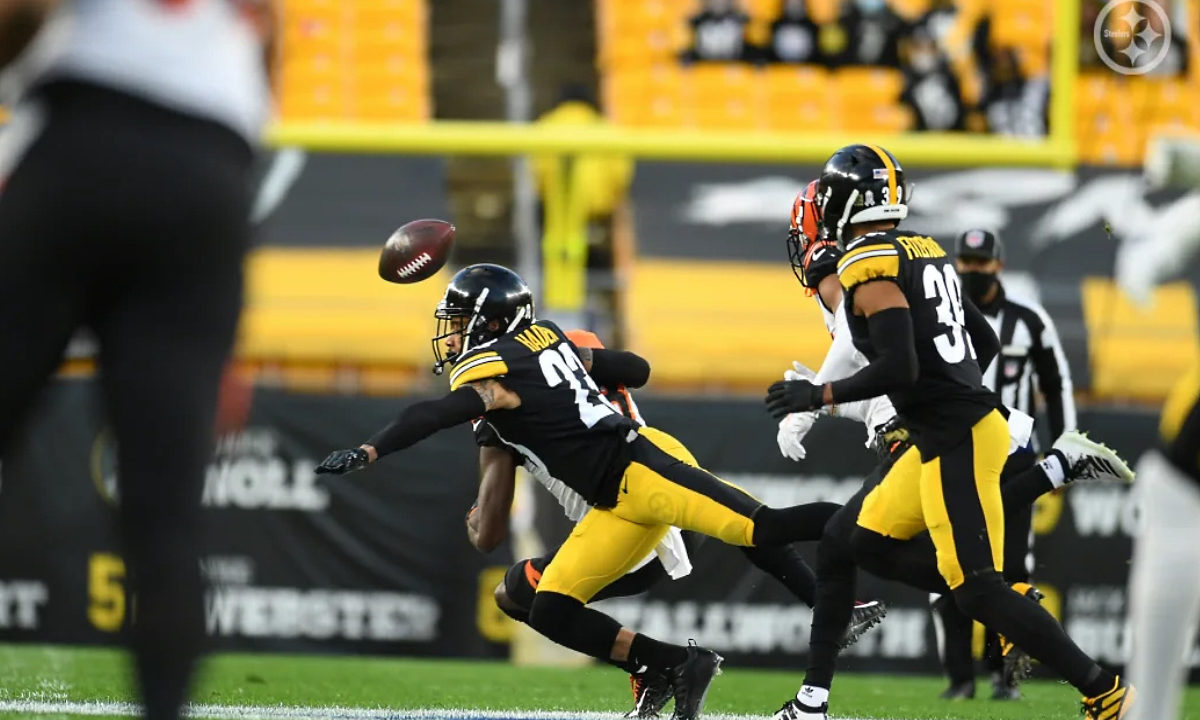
left=448, top=320, right=639, bottom=507
left=837, top=228, right=998, bottom=454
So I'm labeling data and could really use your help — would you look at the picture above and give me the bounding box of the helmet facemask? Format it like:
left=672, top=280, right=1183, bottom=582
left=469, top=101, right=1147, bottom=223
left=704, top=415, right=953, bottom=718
left=430, top=285, right=534, bottom=374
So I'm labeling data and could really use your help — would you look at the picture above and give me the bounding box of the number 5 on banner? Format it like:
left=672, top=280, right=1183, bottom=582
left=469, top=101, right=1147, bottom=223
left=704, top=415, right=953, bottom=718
left=88, top=553, right=126, bottom=632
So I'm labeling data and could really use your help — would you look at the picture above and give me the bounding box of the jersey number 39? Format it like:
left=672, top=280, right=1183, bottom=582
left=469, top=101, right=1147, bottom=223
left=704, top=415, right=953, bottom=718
left=923, top=264, right=977, bottom=364
left=539, top=345, right=617, bottom=427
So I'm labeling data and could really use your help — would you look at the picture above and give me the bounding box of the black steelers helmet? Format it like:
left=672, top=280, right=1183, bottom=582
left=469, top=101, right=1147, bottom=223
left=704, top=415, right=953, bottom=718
left=817, top=144, right=910, bottom=248
left=432, top=263, right=534, bottom=374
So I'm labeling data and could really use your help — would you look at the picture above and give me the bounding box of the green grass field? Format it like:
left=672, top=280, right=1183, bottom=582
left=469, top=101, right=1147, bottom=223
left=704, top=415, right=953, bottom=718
left=2, top=644, right=1199, bottom=720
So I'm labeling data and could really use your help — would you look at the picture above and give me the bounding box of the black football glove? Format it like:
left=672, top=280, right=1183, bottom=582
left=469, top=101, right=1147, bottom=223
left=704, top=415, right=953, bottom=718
left=315, top=447, right=371, bottom=475
left=870, top=417, right=913, bottom=468
left=765, top=379, right=825, bottom=419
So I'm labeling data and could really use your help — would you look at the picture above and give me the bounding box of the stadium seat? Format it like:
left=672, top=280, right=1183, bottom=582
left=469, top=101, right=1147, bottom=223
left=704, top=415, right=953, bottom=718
left=834, top=67, right=905, bottom=103
left=278, top=0, right=429, bottom=122
left=241, top=248, right=450, bottom=366
left=625, top=259, right=831, bottom=389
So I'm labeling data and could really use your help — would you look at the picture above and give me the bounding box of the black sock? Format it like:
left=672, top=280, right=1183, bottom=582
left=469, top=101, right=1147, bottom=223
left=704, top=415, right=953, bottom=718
left=527, top=592, right=624, bottom=662
left=741, top=544, right=817, bottom=606
left=1000, top=465, right=1054, bottom=511
left=751, top=502, right=841, bottom=546
left=953, top=574, right=1114, bottom=695
left=803, top=531, right=857, bottom=689
left=630, top=633, right=688, bottom=671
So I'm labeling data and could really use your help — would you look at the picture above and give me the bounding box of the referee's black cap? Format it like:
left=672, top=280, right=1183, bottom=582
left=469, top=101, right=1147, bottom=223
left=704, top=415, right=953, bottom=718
left=954, top=229, right=1004, bottom=262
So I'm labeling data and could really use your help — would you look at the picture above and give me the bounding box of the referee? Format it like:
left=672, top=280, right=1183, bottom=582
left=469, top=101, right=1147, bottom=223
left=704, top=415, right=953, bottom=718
left=0, top=3, right=270, bottom=719
left=931, top=228, right=1077, bottom=700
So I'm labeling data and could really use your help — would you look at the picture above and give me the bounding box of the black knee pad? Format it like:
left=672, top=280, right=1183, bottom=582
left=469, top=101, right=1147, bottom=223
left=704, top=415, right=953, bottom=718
left=500, top=558, right=547, bottom=622
left=527, top=590, right=583, bottom=639
left=951, top=570, right=1008, bottom=618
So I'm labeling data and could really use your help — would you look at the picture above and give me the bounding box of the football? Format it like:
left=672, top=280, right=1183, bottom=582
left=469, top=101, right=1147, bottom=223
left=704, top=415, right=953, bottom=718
left=378, top=218, right=455, bottom=284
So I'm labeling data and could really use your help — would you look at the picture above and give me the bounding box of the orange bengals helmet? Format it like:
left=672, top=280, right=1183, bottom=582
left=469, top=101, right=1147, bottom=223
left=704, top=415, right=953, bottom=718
left=788, top=179, right=842, bottom=292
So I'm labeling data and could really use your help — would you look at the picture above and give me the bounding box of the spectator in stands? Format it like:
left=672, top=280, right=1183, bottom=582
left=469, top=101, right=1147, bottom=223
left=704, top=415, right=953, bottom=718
left=981, top=46, right=1048, bottom=137
left=899, top=22, right=966, bottom=130
left=819, top=0, right=905, bottom=68
left=680, top=0, right=754, bottom=63
left=766, top=0, right=822, bottom=64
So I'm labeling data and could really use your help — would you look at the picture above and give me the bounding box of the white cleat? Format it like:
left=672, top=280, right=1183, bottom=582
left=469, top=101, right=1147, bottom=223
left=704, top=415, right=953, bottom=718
left=1051, top=431, right=1136, bottom=484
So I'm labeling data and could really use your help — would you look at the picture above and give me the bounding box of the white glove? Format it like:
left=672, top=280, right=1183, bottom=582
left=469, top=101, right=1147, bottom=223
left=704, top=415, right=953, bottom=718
left=777, top=411, right=817, bottom=462
left=784, top=360, right=817, bottom=382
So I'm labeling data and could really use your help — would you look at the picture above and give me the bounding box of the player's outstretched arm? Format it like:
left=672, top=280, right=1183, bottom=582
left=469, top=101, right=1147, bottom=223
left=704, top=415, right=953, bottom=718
left=765, top=281, right=917, bottom=417
left=315, top=381, right=519, bottom=474
left=467, top=445, right=518, bottom=552
left=576, top=347, right=651, bottom=388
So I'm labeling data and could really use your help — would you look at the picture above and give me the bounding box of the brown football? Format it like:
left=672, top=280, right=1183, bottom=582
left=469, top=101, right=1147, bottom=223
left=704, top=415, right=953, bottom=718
left=378, top=219, right=455, bottom=284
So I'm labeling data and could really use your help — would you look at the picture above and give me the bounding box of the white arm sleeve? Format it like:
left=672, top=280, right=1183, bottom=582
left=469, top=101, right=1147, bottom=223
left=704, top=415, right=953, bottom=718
left=814, top=303, right=898, bottom=447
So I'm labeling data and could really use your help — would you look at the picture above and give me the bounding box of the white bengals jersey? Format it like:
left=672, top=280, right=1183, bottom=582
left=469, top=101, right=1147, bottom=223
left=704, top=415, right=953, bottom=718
left=5, top=0, right=269, bottom=140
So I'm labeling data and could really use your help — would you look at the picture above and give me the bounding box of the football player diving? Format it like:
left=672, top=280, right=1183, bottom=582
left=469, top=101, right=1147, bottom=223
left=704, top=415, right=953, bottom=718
left=316, top=263, right=850, bottom=720
left=763, top=144, right=1137, bottom=720
left=467, top=328, right=885, bottom=718
left=775, top=179, right=1135, bottom=704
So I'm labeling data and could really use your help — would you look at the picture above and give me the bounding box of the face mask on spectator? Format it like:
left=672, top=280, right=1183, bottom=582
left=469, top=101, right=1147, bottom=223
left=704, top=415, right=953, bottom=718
left=910, top=48, right=938, bottom=73
left=855, top=0, right=885, bottom=13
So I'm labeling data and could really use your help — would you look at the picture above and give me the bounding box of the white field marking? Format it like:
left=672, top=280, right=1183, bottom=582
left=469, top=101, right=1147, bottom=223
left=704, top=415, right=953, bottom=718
left=0, top=701, right=891, bottom=720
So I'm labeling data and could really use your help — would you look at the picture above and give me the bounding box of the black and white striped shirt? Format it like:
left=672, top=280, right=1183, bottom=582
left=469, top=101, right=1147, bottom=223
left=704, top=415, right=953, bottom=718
left=976, top=284, right=1076, bottom=447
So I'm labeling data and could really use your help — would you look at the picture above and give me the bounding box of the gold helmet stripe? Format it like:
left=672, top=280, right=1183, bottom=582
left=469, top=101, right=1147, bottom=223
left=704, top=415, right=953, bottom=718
left=866, top=144, right=898, bottom=205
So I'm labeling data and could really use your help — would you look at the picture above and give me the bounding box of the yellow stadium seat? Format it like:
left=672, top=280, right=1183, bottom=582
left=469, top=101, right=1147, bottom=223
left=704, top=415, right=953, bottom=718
left=278, top=87, right=347, bottom=121
left=835, top=67, right=905, bottom=102
left=763, top=64, right=830, bottom=100
left=764, top=96, right=838, bottom=132
left=841, top=103, right=913, bottom=133
left=1082, top=278, right=1200, bottom=401
left=242, top=248, right=451, bottom=366
left=354, top=88, right=428, bottom=121
left=992, top=10, right=1049, bottom=47
left=1080, top=127, right=1145, bottom=166
left=687, top=63, right=756, bottom=96
left=1077, top=72, right=1112, bottom=110
left=889, top=0, right=931, bottom=20
left=688, top=98, right=762, bottom=130
left=625, top=259, right=831, bottom=389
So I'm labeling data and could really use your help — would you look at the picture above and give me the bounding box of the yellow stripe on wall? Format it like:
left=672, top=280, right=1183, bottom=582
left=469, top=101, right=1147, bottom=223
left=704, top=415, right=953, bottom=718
left=1082, top=278, right=1200, bottom=402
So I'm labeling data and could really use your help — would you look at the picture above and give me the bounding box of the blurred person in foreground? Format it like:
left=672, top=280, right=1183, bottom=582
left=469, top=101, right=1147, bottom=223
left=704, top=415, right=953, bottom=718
left=1120, top=133, right=1200, bottom=720
left=0, top=2, right=271, bottom=719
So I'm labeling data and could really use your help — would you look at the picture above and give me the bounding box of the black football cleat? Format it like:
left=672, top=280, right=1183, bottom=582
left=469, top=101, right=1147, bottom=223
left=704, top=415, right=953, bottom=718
left=938, top=680, right=975, bottom=700
left=839, top=599, right=887, bottom=649
left=627, top=671, right=672, bottom=718
left=665, top=640, right=723, bottom=720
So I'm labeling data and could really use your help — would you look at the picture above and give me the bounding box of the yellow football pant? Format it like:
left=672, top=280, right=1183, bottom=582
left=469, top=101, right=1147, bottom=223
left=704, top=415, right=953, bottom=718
left=537, top=426, right=761, bottom=602
left=856, top=409, right=1009, bottom=589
